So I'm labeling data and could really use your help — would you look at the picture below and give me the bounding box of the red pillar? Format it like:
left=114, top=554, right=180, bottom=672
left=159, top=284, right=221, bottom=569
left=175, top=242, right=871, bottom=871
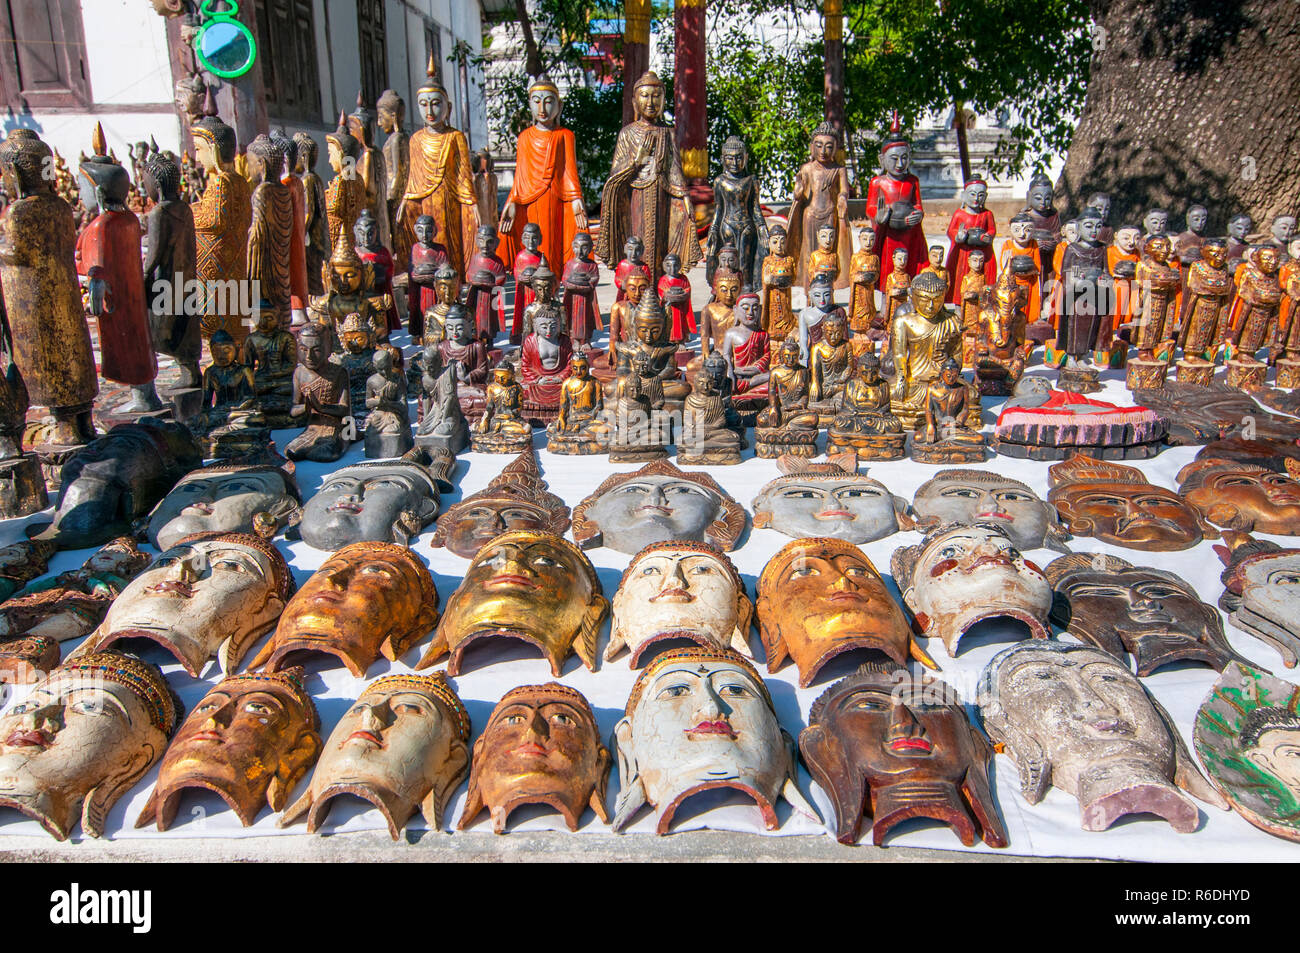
left=675, top=0, right=711, bottom=222
left=622, top=0, right=652, bottom=124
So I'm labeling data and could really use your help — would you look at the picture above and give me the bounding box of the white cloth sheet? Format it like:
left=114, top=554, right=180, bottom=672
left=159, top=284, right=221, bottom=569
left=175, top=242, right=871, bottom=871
left=1, top=259, right=1296, bottom=860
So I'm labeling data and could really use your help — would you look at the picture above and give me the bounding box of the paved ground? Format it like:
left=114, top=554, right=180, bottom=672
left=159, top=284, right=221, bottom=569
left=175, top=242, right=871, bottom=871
left=0, top=829, right=1100, bottom=863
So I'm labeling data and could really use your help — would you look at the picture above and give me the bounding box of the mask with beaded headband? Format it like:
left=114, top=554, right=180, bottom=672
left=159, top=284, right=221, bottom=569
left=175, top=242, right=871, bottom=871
left=608, top=540, right=754, bottom=668
left=137, top=668, right=321, bottom=830
left=280, top=673, right=471, bottom=838
left=0, top=652, right=179, bottom=840
left=611, top=646, right=817, bottom=834
left=757, top=537, right=935, bottom=687
left=75, top=531, right=295, bottom=678
left=458, top=683, right=609, bottom=833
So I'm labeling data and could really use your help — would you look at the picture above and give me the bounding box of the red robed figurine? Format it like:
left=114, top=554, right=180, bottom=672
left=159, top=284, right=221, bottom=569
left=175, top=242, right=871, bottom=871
left=466, top=224, right=508, bottom=341
left=406, top=214, right=449, bottom=339
left=355, top=210, right=400, bottom=334
left=866, top=125, right=927, bottom=292
left=510, top=222, right=545, bottom=344
left=614, top=235, right=652, bottom=302
left=658, top=253, right=696, bottom=342
left=562, top=232, right=601, bottom=344
left=944, top=177, right=997, bottom=305
left=75, top=124, right=160, bottom=412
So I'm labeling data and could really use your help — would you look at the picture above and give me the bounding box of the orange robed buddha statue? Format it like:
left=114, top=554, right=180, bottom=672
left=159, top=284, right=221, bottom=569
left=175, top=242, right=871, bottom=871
left=398, top=58, right=478, bottom=277
left=191, top=91, right=252, bottom=344
left=595, top=71, right=701, bottom=281
left=498, top=75, right=587, bottom=276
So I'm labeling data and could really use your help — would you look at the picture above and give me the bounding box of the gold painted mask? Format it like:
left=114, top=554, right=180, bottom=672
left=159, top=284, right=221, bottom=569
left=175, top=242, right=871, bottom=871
left=0, top=653, right=177, bottom=840
left=458, top=683, right=609, bottom=833
left=756, top=538, right=934, bottom=687
left=137, top=669, right=321, bottom=829
left=281, top=674, right=471, bottom=838
left=250, top=541, right=440, bottom=677
left=418, top=530, right=608, bottom=676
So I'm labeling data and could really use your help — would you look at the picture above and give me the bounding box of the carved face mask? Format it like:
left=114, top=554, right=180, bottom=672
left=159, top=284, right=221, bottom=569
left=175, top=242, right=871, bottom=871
left=251, top=542, right=440, bottom=677
left=1196, top=662, right=1300, bottom=843
left=459, top=683, right=609, bottom=833
left=1047, top=454, right=1213, bottom=552
left=146, top=463, right=302, bottom=552
left=608, top=541, right=753, bottom=667
left=418, top=530, right=608, bottom=676
left=431, top=446, right=570, bottom=558
left=799, top=662, right=1007, bottom=847
left=612, top=647, right=816, bottom=834
left=911, top=468, right=1069, bottom=552
left=137, top=669, right=322, bottom=830
left=1216, top=535, right=1300, bottom=669
left=1177, top=458, right=1300, bottom=536
left=573, top=460, right=747, bottom=555
left=752, top=454, right=911, bottom=544
left=978, top=642, right=1227, bottom=832
left=280, top=674, right=471, bottom=838
left=891, top=524, right=1052, bottom=656
left=300, top=453, right=452, bottom=551
left=0, top=653, right=177, bottom=840
left=757, top=538, right=933, bottom=687
left=87, top=533, right=295, bottom=677
left=1046, top=553, right=1249, bottom=676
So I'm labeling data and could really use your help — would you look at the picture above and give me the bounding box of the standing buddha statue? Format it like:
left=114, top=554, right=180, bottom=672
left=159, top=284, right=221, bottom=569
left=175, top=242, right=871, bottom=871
left=595, top=71, right=701, bottom=281
left=325, top=112, right=366, bottom=261
left=348, top=92, right=391, bottom=254
left=245, top=134, right=295, bottom=334
left=377, top=90, right=410, bottom=269
left=191, top=93, right=252, bottom=344
left=399, top=57, right=478, bottom=277
left=294, top=133, right=329, bottom=297
left=787, top=123, right=852, bottom=291
left=498, top=75, right=586, bottom=276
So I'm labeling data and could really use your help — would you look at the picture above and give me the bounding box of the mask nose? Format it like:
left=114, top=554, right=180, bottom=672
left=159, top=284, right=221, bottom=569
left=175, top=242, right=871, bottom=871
left=887, top=700, right=924, bottom=743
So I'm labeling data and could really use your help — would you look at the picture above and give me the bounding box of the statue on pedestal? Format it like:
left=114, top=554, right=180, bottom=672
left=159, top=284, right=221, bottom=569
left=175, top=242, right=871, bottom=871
left=286, top=323, right=352, bottom=462
left=0, top=129, right=98, bottom=448
left=866, top=125, right=926, bottom=290
left=76, top=123, right=161, bottom=414
left=364, top=349, right=413, bottom=458
left=547, top=352, right=611, bottom=455
left=141, top=151, right=199, bottom=390
left=754, top=336, right=820, bottom=458
left=707, top=136, right=767, bottom=292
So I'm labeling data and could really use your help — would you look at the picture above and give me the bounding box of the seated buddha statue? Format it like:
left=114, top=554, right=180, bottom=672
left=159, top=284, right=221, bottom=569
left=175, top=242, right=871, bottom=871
left=973, top=271, right=1029, bottom=397
left=518, top=267, right=573, bottom=424
left=609, top=350, right=670, bottom=463
left=605, top=290, right=690, bottom=405
left=679, top=351, right=744, bottom=466
left=911, top=358, right=986, bottom=464
left=888, top=269, right=962, bottom=429
left=828, top=349, right=905, bottom=458
left=438, top=304, right=490, bottom=421
left=338, top=312, right=378, bottom=430
left=547, top=352, right=610, bottom=455
left=241, top=301, right=297, bottom=427
left=471, top=363, right=533, bottom=453
left=755, top=336, right=820, bottom=458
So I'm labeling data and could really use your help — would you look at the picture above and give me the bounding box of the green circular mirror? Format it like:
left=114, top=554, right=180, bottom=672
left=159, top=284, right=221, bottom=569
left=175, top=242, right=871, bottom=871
left=195, top=18, right=257, bottom=79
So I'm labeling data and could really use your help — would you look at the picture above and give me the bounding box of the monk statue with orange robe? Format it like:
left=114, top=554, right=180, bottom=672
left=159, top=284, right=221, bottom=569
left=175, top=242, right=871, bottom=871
left=498, top=75, right=586, bottom=276
left=398, top=57, right=478, bottom=276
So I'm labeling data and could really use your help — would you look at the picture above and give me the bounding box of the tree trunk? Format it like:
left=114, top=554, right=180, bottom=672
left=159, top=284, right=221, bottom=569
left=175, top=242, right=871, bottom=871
left=513, top=0, right=544, bottom=77
left=1056, top=0, right=1300, bottom=233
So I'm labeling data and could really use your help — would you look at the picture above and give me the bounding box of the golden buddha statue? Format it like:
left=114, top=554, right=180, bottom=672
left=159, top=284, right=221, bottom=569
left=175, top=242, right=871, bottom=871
left=472, top=364, right=533, bottom=453
left=607, top=289, right=690, bottom=403
left=308, top=225, right=389, bottom=344
left=324, top=112, right=365, bottom=259
left=755, top=336, right=820, bottom=458
left=809, top=309, right=854, bottom=418
left=548, top=352, right=611, bottom=454
left=888, top=269, right=962, bottom=429
left=397, top=57, right=478, bottom=276
left=828, top=350, right=905, bottom=458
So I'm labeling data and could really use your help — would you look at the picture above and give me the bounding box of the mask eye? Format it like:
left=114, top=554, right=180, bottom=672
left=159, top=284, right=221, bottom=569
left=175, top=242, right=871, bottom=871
left=551, top=713, right=574, bottom=726
left=640, top=565, right=661, bottom=576
left=658, top=684, right=691, bottom=699
left=505, top=714, right=526, bottom=725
